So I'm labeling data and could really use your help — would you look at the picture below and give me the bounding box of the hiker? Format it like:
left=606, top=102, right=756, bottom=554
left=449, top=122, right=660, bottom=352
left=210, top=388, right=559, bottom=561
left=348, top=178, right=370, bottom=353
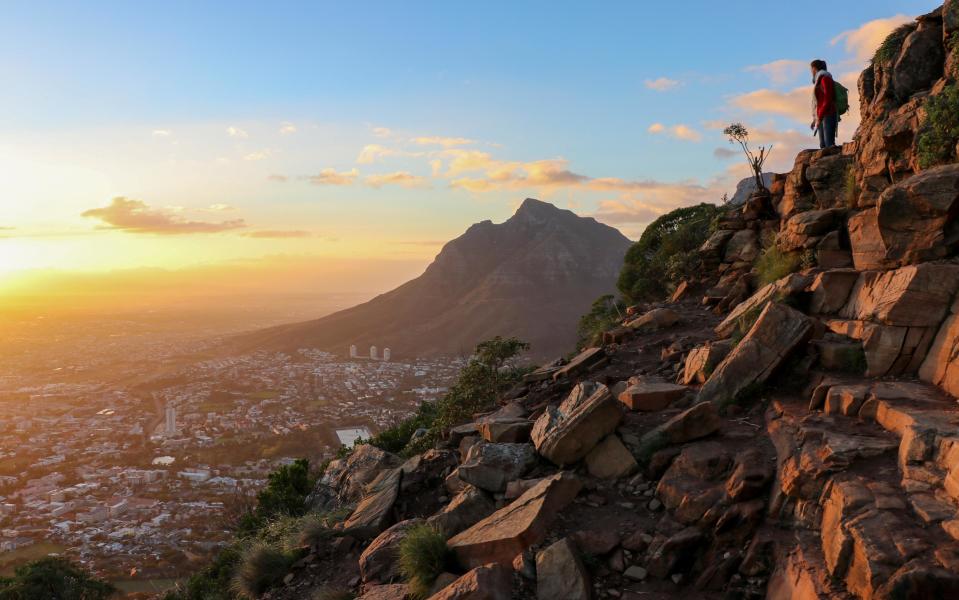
left=810, top=59, right=838, bottom=149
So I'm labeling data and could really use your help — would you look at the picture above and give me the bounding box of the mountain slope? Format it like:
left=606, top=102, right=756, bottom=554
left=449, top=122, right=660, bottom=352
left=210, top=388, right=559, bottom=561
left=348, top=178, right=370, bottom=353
left=240, top=199, right=631, bottom=359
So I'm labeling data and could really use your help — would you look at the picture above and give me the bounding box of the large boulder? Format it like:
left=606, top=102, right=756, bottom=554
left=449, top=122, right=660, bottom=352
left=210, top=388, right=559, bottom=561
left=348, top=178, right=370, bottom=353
left=359, top=518, right=424, bottom=583
left=428, top=486, right=496, bottom=537
left=920, top=297, right=959, bottom=397
left=699, top=302, right=813, bottom=407
left=891, top=19, right=945, bottom=101
left=552, top=347, right=605, bottom=381
left=638, top=401, right=722, bottom=450
left=342, top=467, right=403, bottom=539
left=535, top=538, right=591, bottom=600
left=448, top=472, right=582, bottom=569
left=723, top=229, right=760, bottom=263
left=808, top=269, right=860, bottom=315
left=318, top=443, right=402, bottom=505
left=681, top=340, right=733, bottom=385
left=617, top=382, right=687, bottom=411
left=625, top=308, right=681, bottom=332
left=427, top=563, right=511, bottom=600
left=584, top=435, right=638, bottom=479
left=531, top=382, right=623, bottom=466
left=838, top=263, right=959, bottom=327
left=778, top=208, right=845, bottom=252
left=715, top=273, right=813, bottom=338
left=848, top=165, right=959, bottom=269
left=457, top=443, right=537, bottom=493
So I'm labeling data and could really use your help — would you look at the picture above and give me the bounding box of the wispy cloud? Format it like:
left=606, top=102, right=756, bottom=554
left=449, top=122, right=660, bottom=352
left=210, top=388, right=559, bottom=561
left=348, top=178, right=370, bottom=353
left=648, top=123, right=702, bottom=142
left=152, top=129, right=172, bottom=137
left=729, top=85, right=813, bottom=123
left=279, top=121, right=296, bottom=135
left=831, top=14, right=913, bottom=62
left=411, top=136, right=475, bottom=147
left=242, top=229, right=312, bottom=238
left=372, top=126, right=392, bottom=138
left=243, top=149, right=271, bottom=161
left=745, top=59, right=808, bottom=85
left=226, top=126, right=249, bottom=138
left=356, top=144, right=397, bottom=164
left=81, top=197, right=246, bottom=235
left=308, top=168, right=359, bottom=185
left=644, top=77, right=679, bottom=92
left=267, top=174, right=289, bottom=182
left=366, top=171, right=429, bottom=188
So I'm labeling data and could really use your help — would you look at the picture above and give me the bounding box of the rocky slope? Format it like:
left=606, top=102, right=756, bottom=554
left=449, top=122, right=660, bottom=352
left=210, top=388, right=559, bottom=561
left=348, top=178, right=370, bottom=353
left=259, top=5, right=959, bottom=599
left=237, top=198, right=630, bottom=360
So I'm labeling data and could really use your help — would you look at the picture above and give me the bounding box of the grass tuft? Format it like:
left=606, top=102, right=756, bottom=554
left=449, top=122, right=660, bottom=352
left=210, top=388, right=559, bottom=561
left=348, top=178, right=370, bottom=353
left=231, top=542, right=295, bottom=599
left=398, top=524, right=451, bottom=599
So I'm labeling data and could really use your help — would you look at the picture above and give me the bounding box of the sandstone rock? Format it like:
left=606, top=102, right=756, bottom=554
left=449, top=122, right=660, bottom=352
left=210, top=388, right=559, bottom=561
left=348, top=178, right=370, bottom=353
left=699, top=229, right=735, bottom=262
left=448, top=472, right=582, bottom=568
left=723, top=229, right=759, bottom=263
left=839, top=263, right=959, bottom=327
left=892, top=19, right=945, bottom=101
left=849, top=165, right=959, bottom=269
left=645, top=526, right=704, bottom=578
left=875, top=559, right=959, bottom=600
left=806, top=153, right=854, bottom=209
left=726, top=448, right=773, bottom=502
left=625, top=308, right=680, bottom=332
left=920, top=300, right=959, bottom=397
left=779, top=208, right=845, bottom=252
left=458, top=443, right=536, bottom=493
left=617, top=382, right=686, bottom=411
left=401, top=449, right=459, bottom=494
left=656, top=442, right=729, bottom=524
left=319, top=443, right=402, bottom=504
left=584, top=435, right=638, bottom=479
left=681, top=340, right=732, bottom=385
left=427, top=563, right=511, bottom=600
left=808, top=269, right=859, bottom=315
left=639, top=401, right=721, bottom=450
left=531, top=382, right=623, bottom=466
left=715, top=273, right=812, bottom=338
left=571, top=528, right=620, bottom=555
left=824, top=319, right=920, bottom=377
left=535, top=538, right=591, bottom=600
left=428, top=486, right=496, bottom=537
left=476, top=419, right=532, bottom=444
left=343, top=467, right=403, bottom=539
left=699, top=302, right=812, bottom=407
left=816, top=230, right=853, bottom=269
left=552, top=347, right=605, bottom=382
left=358, top=583, right=410, bottom=600
left=503, top=478, right=545, bottom=500
left=360, top=518, right=423, bottom=583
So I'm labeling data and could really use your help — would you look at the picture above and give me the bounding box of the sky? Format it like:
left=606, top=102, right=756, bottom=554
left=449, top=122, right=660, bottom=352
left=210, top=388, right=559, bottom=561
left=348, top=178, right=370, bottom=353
left=0, top=0, right=937, bottom=301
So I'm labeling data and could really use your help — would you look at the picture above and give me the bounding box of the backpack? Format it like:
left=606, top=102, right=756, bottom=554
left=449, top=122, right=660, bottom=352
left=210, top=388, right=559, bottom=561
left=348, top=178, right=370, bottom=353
left=834, top=81, right=850, bottom=116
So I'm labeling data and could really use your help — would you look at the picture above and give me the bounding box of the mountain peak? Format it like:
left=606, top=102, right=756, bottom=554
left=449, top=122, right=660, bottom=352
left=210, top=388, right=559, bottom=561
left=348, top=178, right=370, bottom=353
left=514, top=198, right=559, bottom=217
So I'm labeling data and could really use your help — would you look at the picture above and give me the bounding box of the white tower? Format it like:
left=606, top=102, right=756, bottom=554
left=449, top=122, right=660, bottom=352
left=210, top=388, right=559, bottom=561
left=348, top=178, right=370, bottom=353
left=383, top=348, right=391, bottom=362
left=349, top=344, right=357, bottom=358
left=370, top=346, right=378, bottom=360
left=164, top=404, right=177, bottom=436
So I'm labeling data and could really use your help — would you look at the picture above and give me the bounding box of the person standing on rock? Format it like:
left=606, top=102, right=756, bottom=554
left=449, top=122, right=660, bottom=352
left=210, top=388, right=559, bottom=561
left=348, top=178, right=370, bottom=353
left=810, top=59, right=837, bottom=149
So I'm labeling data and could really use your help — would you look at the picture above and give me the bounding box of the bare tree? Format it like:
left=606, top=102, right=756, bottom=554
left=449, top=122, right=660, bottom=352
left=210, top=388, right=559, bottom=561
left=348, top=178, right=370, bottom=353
left=724, top=123, right=772, bottom=193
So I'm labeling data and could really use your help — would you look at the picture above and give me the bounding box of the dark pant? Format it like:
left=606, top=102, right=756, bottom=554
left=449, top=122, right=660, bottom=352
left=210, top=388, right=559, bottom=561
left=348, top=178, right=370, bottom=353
left=819, top=113, right=838, bottom=149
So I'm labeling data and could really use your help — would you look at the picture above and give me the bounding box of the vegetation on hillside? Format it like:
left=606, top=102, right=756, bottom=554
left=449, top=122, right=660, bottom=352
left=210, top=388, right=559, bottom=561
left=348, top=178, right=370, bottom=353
left=755, top=236, right=801, bottom=287
left=365, top=336, right=530, bottom=456
left=917, top=82, right=959, bottom=169
left=872, top=23, right=914, bottom=64
left=576, top=294, right=625, bottom=347
left=0, top=557, right=115, bottom=600
left=617, top=203, right=721, bottom=302
left=398, top=524, right=451, bottom=598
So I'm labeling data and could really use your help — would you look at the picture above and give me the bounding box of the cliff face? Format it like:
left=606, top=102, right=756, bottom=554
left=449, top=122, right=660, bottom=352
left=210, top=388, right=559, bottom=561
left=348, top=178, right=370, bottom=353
left=255, top=5, right=959, bottom=600
left=237, top=198, right=630, bottom=360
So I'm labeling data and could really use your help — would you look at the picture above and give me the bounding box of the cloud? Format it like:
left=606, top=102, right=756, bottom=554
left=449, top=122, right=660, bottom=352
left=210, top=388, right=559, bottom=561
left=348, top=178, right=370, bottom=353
left=207, top=203, right=235, bottom=212
left=644, top=77, right=679, bottom=92
left=648, top=123, right=702, bottom=142
left=268, top=174, right=289, bottom=182
left=226, top=126, right=249, bottom=138
left=832, top=14, right=913, bottom=62
left=244, top=150, right=271, bottom=161
left=81, top=197, right=246, bottom=235
left=308, top=168, right=358, bottom=185
left=592, top=199, right=665, bottom=226
left=356, top=144, right=398, bottom=164
left=729, top=85, right=813, bottom=123
left=152, top=129, right=172, bottom=137
left=365, top=171, right=429, bottom=188
left=411, top=136, right=475, bottom=147
left=279, top=122, right=296, bottom=135
left=242, top=230, right=312, bottom=238
left=372, top=126, right=392, bottom=138
left=745, top=59, right=808, bottom=85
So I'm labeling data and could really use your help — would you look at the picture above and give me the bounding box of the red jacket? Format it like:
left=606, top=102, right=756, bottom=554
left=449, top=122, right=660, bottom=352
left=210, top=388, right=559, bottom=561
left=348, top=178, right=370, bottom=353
left=815, top=73, right=836, bottom=120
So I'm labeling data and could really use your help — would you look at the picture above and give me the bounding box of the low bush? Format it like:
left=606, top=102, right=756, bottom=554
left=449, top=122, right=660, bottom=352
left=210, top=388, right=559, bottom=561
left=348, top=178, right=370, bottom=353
left=917, top=82, right=959, bottom=169
left=576, top=294, right=625, bottom=348
left=231, top=542, right=296, bottom=599
left=237, top=458, right=315, bottom=536
left=754, top=243, right=800, bottom=287
left=398, top=524, right=451, bottom=599
left=0, top=557, right=115, bottom=600
left=872, top=23, right=914, bottom=64
left=617, top=203, right=721, bottom=302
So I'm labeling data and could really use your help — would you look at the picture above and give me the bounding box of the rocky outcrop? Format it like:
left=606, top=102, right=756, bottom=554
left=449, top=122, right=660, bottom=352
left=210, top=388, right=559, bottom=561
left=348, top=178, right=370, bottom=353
left=531, top=382, right=622, bottom=466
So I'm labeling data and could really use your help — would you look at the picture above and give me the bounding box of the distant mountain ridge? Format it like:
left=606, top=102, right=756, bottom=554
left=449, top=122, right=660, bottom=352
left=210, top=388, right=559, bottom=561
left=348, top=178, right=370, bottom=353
left=238, top=198, right=631, bottom=359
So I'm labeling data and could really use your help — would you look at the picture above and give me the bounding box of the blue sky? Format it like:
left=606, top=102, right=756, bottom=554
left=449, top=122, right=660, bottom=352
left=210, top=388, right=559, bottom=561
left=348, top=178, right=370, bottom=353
left=0, top=0, right=938, bottom=285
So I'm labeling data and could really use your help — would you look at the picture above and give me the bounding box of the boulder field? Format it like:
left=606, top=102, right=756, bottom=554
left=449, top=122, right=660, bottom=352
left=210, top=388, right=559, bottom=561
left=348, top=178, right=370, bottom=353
left=265, top=5, right=959, bottom=599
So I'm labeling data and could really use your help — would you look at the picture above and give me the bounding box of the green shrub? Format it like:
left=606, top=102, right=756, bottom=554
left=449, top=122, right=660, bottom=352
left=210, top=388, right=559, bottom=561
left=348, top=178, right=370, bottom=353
left=0, top=557, right=115, bottom=600
left=364, top=401, right=438, bottom=454
left=231, top=542, right=295, bottom=599
left=398, top=524, right=451, bottom=599
left=238, top=458, right=315, bottom=536
left=872, top=23, right=914, bottom=64
left=755, top=243, right=800, bottom=287
left=917, top=82, right=959, bottom=169
left=576, top=294, right=625, bottom=348
left=617, top=203, right=722, bottom=302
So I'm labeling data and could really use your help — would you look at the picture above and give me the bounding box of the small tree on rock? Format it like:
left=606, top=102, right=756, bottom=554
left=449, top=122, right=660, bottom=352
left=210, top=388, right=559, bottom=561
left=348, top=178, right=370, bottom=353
left=724, top=123, right=772, bottom=193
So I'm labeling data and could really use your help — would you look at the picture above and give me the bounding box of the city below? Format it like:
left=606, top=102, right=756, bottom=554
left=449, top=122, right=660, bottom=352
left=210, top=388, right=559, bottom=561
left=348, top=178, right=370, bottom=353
left=0, top=310, right=461, bottom=593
